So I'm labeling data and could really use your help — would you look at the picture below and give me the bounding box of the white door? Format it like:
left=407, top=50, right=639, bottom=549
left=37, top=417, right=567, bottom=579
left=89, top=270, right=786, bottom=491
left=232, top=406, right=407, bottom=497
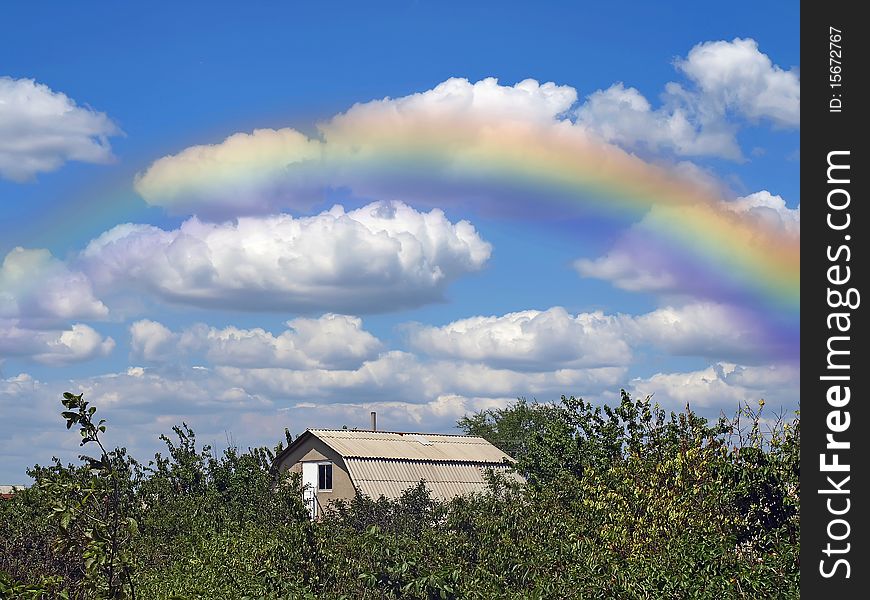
left=302, top=462, right=318, bottom=519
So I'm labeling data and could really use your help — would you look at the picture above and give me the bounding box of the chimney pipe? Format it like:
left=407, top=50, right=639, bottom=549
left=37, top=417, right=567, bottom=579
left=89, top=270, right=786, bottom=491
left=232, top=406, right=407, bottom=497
left=370, top=411, right=377, bottom=432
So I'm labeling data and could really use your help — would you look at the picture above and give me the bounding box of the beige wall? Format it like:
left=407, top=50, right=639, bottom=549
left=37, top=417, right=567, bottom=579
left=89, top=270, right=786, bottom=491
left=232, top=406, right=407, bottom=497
left=276, top=435, right=357, bottom=509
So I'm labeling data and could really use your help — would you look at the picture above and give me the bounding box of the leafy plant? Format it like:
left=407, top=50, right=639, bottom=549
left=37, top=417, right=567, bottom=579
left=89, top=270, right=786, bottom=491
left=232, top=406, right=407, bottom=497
left=39, top=393, right=140, bottom=599
left=1, top=390, right=799, bottom=599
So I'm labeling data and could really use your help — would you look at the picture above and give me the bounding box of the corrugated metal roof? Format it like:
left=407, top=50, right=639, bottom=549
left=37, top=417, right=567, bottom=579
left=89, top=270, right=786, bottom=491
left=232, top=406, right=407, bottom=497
left=345, top=458, right=519, bottom=501
left=0, top=484, right=24, bottom=499
left=308, top=429, right=512, bottom=463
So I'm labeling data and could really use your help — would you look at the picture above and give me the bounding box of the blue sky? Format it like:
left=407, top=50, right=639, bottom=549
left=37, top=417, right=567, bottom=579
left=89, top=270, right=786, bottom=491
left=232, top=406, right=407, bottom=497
left=0, top=1, right=799, bottom=482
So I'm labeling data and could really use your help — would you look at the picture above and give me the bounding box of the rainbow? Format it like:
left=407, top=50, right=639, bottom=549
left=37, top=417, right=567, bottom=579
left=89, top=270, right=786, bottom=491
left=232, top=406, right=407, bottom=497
left=98, top=109, right=802, bottom=324
left=318, top=116, right=800, bottom=314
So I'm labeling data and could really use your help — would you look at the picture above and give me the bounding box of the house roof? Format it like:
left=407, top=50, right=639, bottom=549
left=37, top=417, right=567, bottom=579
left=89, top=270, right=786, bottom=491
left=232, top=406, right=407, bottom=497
left=0, top=485, right=24, bottom=499
left=344, top=458, right=518, bottom=501
left=273, top=428, right=523, bottom=500
left=299, top=429, right=513, bottom=463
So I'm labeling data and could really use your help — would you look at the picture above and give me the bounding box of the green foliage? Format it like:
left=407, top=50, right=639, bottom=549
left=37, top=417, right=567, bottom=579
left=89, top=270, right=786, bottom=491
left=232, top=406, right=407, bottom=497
left=4, top=393, right=140, bottom=599
left=1, top=391, right=799, bottom=599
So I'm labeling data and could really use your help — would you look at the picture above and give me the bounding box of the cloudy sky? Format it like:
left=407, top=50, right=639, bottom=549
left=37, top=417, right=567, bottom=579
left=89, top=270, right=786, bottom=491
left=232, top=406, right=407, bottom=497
left=0, top=1, right=799, bottom=482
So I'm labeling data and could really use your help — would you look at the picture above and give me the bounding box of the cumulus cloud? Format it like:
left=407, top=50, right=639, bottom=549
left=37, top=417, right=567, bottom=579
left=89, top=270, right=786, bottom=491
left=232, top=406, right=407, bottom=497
left=574, top=240, right=781, bottom=310
left=0, top=367, right=282, bottom=481
left=625, top=303, right=778, bottom=363
left=134, top=45, right=798, bottom=222
left=574, top=250, right=678, bottom=294
left=409, top=303, right=779, bottom=368
left=134, top=314, right=382, bottom=369
left=134, top=77, right=586, bottom=217
left=628, top=362, right=799, bottom=412
left=190, top=314, right=381, bottom=369
left=0, top=248, right=113, bottom=366
left=574, top=188, right=799, bottom=303
left=31, top=324, right=115, bottom=365
left=726, top=191, right=799, bottom=236
left=0, top=367, right=512, bottom=481
left=0, top=343, right=798, bottom=481
left=133, top=128, right=324, bottom=216
left=0, top=321, right=114, bottom=365
left=216, top=352, right=626, bottom=404
left=576, top=38, right=799, bottom=160
left=129, top=71, right=797, bottom=320
left=287, top=394, right=514, bottom=430
left=323, top=76, right=577, bottom=137
left=407, top=307, right=631, bottom=369
left=675, top=38, right=800, bottom=128
left=576, top=82, right=742, bottom=159
left=0, top=247, right=108, bottom=322
left=81, top=201, right=491, bottom=313
left=0, top=354, right=621, bottom=481
left=129, top=319, right=176, bottom=362
left=0, top=77, right=121, bottom=181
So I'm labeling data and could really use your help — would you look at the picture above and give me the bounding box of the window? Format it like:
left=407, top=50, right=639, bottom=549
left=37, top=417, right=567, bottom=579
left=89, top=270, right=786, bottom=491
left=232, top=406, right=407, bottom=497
left=318, top=463, right=333, bottom=491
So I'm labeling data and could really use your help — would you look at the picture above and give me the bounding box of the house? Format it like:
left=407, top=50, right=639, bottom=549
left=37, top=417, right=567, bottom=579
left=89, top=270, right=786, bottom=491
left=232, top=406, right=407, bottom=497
left=272, top=415, right=521, bottom=518
left=0, top=485, right=23, bottom=500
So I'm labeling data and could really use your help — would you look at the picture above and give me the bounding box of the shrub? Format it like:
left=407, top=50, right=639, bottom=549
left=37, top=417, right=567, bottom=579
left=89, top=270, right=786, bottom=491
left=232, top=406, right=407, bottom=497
left=1, top=391, right=799, bottom=599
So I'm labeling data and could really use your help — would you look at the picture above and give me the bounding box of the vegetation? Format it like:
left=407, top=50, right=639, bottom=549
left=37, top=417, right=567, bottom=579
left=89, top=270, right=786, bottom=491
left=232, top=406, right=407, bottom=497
left=1, top=391, right=799, bottom=599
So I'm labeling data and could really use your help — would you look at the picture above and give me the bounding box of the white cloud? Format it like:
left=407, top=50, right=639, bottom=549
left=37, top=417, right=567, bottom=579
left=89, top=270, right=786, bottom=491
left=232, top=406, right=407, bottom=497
left=129, top=319, right=176, bottom=362
left=0, top=77, right=121, bottom=181
left=0, top=248, right=113, bottom=366
left=0, top=373, right=60, bottom=480
left=625, top=303, right=771, bottom=362
left=574, top=189, right=799, bottom=300
left=0, top=321, right=114, bottom=365
left=675, top=38, right=800, bottom=128
left=287, top=394, right=513, bottom=431
left=193, top=314, right=381, bottom=369
left=576, top=83, right=741, bottom=159
left=81, top=201, right=491, bottom=313
left=72, top=366, right=270, bottom=410
left=573, top=250, right=677, bottom=294
left=628, top=362, right=799, bottom=412
left=576, top=38, right=799, bottom=160
left=0, top=367, right=514, bottom=481
left=134, top=42, right=798, bottom=217
left=135, top=77, right=579, bottom=212
left=136, top=314, right=382, bottom=369
left=32, top=324, right=115, bottom=365
left=726, top=191, right=799, bottom=236
left=133, top=128, right=324, bottom=216
left=0, top=366, right=287, bottom=481
left=0, top=247, right=108, bottom=322
left=323, top=76, right=577, bottom=137
left=409, top=303, right=777, bottom=368
left=217, top=351, right=626, bottom=404
left=407, top=307, right=631, bottom=369
left=0, top=350, right=798, bottom=481
left=0, top=355, right=615, bottom=481
left=132, top=77, right=628, bottom=217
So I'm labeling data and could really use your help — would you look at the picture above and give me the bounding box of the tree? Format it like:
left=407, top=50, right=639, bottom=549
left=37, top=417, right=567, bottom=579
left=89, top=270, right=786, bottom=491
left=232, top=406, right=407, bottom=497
left=41, top=393, right=139, bottom=599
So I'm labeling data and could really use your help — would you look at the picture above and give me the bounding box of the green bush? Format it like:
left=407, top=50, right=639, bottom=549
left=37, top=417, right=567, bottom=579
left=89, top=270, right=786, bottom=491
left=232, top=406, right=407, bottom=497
left=0, top=391, right=799, bottom=599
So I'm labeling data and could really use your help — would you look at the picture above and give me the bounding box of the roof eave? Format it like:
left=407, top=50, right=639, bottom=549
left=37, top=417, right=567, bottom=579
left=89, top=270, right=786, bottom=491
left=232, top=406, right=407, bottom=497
left=271, top=429, right=316, bottom=469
